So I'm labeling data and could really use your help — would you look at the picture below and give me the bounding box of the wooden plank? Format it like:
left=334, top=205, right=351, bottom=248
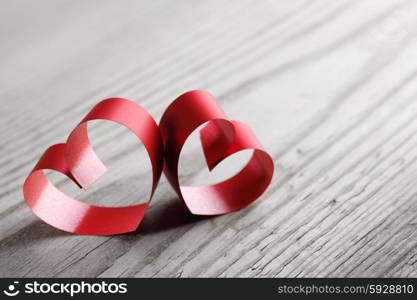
left=1, top=0, right=417, bottom=277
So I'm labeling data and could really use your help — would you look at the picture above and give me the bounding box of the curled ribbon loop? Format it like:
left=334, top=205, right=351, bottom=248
left=23, top=98, right=163, bottom=235
left=159, top=90, right=274, bottom=215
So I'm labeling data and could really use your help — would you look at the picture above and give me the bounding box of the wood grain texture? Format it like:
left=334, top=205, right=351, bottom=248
left=1, top=0, right=417, bottom=277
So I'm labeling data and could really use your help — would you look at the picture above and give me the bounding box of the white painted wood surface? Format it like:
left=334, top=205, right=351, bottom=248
left=1, top=0, right=417, bottom=277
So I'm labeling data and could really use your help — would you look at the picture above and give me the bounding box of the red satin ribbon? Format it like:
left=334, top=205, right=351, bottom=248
left=23, top=91, right=274, bottom=235
left=160, top=90, right=274, bottom=215
left=23, top=98, right=163, bottom=235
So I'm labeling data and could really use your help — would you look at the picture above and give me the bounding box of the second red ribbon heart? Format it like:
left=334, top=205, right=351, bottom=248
left=23, top=90, right=274, bottom=235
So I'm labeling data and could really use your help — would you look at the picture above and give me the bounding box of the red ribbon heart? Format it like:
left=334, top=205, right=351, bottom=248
left=23, top=98, right=163, bottom=235
left=23, top=91, right=274, bottom=235
left=160, top=90, right=274, bottom=215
